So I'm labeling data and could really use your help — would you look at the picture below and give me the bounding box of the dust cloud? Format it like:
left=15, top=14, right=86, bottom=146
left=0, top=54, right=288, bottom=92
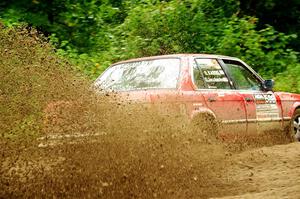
left=1, top=26, right=299, bottom=199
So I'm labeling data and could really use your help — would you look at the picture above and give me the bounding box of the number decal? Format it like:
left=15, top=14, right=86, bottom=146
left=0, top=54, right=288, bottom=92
left=254, top=93, right=279, bottom=119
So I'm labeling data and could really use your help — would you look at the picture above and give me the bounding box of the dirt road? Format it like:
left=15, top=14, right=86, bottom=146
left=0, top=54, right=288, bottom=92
left=214, top=142, right=300, bottom=199
left=1, top=133, right=299, bottom=199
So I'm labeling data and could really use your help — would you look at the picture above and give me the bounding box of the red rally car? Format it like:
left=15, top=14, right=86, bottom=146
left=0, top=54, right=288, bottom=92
left=95, top=54, right=300, bottom=141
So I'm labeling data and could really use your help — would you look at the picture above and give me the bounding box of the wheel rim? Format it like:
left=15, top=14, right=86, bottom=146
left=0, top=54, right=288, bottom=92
left=293, top=115, right=300, bottom=140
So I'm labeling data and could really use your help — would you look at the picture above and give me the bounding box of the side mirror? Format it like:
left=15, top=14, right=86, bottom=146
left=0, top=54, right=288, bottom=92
left=263, top=79, right=274, bottom=91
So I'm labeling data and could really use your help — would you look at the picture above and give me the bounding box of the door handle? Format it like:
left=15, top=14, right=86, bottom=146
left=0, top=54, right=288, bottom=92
left=244, top=97, right=253, bottom=102
left=208, top=97, right=216, bottom=102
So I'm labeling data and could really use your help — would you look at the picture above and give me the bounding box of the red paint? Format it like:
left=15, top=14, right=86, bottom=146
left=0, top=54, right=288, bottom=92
left=99, top=54, right=300, bottom=136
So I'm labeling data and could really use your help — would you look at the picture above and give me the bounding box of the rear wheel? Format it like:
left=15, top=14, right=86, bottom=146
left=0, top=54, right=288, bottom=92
left=290, top=109, right=300, bottom=142
left=189, top=113, right=218, bottom=143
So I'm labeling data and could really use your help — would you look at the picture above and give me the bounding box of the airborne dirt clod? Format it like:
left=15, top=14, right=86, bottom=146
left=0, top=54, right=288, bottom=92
left=1, top=27, right=299, bottom=199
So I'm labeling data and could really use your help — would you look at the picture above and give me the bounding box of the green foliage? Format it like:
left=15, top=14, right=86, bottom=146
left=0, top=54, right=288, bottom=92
left=0, top=0, right=300, bottom=92
left=111, top=0, right=300, bottom=92
left=218, top=18, right=298, bottom=74
left=239, top=0, right=300, bottom=52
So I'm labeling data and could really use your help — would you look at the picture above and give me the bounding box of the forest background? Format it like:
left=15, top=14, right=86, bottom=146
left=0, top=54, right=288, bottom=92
left=1, top=0, right=300, bottom=92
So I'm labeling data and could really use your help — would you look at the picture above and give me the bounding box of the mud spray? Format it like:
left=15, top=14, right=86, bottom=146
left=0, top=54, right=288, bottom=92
left=1, top=26, right=299, bottom=199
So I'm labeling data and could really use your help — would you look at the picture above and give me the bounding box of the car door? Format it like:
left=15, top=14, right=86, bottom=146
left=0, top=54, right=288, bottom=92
left=220, top=59, right=283, bottom=136
left=191, top=58, right=247, bottom=140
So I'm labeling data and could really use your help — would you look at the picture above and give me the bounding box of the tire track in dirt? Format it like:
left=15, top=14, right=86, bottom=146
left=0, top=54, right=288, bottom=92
left=213, top=142, right=300, bottom=199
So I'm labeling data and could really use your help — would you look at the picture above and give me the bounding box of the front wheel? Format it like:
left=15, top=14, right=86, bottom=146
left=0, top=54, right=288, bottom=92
left=290, top=109, right=300, bottom=142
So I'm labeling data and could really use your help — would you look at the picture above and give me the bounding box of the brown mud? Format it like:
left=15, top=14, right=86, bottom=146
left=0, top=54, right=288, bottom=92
left=1, top=26, right=299, bottom=199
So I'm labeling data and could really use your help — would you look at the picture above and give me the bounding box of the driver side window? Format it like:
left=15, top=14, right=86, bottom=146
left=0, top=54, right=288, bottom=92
left=223, top=60, right=262, bottom=91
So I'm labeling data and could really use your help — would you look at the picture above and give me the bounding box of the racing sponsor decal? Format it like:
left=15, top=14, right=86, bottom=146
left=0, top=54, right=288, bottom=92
left=203, top=69, right=225, bottom=76
left=254, top=93, right=279, bottom=119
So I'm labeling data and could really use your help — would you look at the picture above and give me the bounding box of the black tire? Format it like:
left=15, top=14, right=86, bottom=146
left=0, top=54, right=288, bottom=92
left=289, top=109, right=300, bottom=142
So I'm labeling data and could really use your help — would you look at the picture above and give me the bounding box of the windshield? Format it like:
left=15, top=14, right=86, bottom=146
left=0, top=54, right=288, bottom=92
left=95, top=58, right=180, bottom=91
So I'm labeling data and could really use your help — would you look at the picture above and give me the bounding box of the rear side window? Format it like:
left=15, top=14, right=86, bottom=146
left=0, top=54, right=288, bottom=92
left=193, top=58, right=231, bottom=89
left=95, top=58, right=180, bottom=91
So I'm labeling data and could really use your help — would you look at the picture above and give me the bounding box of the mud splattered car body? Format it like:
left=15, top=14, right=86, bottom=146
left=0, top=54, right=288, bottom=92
left=95, top=54, right=300, bottom=140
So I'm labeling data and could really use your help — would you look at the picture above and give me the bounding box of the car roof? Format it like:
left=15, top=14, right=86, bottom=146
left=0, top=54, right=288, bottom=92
left=111, top=54, right=241, bottom=65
